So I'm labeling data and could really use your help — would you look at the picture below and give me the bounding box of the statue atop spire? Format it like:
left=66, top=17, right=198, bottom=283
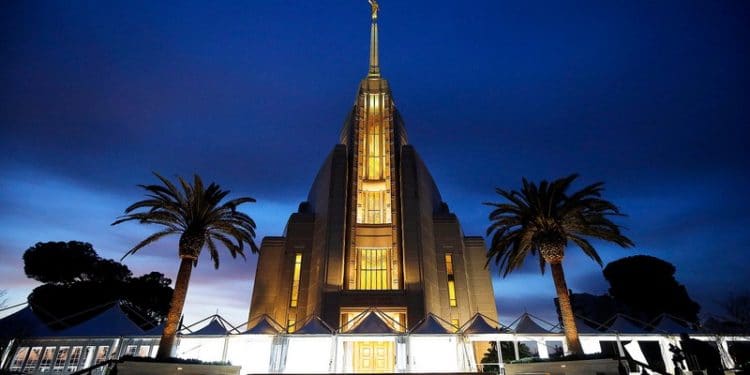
left=368, top=0, right=380, bottom=77
left=369, top=0, right=379, bottom=21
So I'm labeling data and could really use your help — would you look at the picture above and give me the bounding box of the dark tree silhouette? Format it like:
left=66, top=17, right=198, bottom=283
left=113, top=173, right=258, bottom=360
left=124, top=272, right=174, bottom=324
left=23, top=241, right=100, bottom=284
left=603, top=255, right=700, bottom=323
left=22, top=241, right=172, bottom=329
left=485, top=174, right=633, bottom=355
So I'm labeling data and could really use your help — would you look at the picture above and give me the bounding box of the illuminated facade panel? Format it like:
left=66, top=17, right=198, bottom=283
left=289, top=253, right=302, bottom=307
left=446, top=254, right=457, bottom=307
left=357, top=248, right=390, bottom=290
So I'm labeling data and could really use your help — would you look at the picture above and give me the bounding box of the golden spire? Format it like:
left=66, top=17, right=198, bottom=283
left=368, top=0, right=380, bottom=77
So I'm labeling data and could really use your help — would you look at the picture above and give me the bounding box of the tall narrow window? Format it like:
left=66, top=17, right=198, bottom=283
left=38, top=347, right=54, bottom=371
left=290, top=253, right=302, bottom=307
left=53, top=347, right=69, bottom=371
left=94, top=346, right=109, bottom=365
left=9, top=347, right=29, bottom=371
left=23, top=347, right=42, bottom=372
left=357, top=248, right=390, bottom=290
left=67, top=347, right=83, bottom=372
left=445, top=254, right=457, bottom=307
left=80, top=346, right=95, bottom=369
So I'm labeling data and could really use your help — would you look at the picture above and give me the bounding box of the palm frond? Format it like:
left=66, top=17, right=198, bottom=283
left=121, top=228, right=178, bottom=260
left=485, top=174, right=633, bottom=277
left=114, top=173, right=258, bottom=267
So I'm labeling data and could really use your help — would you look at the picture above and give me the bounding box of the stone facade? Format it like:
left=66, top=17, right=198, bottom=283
left=248, top=74, right=498, bottom=331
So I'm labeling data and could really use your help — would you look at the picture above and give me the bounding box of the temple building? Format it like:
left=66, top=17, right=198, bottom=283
left=247, top=0, right=497, bottom=337
left=3, top=3, right=748, bottom=375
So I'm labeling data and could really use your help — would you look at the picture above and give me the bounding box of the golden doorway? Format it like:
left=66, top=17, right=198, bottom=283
left=353, top=341, right=394, bottom=373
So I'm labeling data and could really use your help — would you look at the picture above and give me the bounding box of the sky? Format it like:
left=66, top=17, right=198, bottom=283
left=1, top=1, right=749, bottom=328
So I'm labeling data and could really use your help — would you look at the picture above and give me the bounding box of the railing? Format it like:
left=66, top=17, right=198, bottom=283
left=70, top=360, right=119, bottom=375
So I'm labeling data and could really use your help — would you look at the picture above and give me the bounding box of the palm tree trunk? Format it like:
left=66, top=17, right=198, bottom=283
left=156, top=257, right=193, bottom=360
left=550, top=261, right=583, bottom=355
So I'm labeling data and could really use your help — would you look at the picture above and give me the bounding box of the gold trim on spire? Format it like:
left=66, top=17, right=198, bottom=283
left=368, top=0, right=380, bottom=77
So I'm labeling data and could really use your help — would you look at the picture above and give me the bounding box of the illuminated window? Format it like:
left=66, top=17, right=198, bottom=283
left=67, top=346, right=83, bottom=372
left=94, top=346, right=109, bottom=365
left=365, top=95, right=385, bottom=181
left=287, top=319, right=296, bottom=333
left=38, top=347, right=54, bottom=371
left=125, top=345, right=138, bottom=356
left=9, top=347, right=29, bottom=371
left=445, top=254, right=457, bottom=307
left=137, top=346, right=150, bottom=358
left=451, top=319, right=460, bottom=329
left=357, top=248, right=390, bottom=290
left=290, top=253, right=302, bottom=307
left=80, top=346, right=95, bottom=369
left=53, top=346, right=69, bottom=371
left=23, top=347, right=42, bottom=372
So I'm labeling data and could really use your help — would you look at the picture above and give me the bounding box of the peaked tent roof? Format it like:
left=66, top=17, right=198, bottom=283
left=59, top=303, right=147, bottom=337
left=512, top=314, right=551, bottom=334
left=0, top=305, right=57, bottom=338
left=573, top=318, right=604, bottom=334
left=409, top=314, right=454, bottom=334
left=606, top=315, right=648, bottom=334
left=292, top=316, right=334, bottom=335
left=242, top=315, right=283, bottom=335
left=186, top=316, right=230, bottom=336
left=651, top=315, right=695, bottom=334
left=461, top=313, right=503, bottom=335
left=144, top=322, right=165, bottom=336
left=345, top=311, right=397, bottom=334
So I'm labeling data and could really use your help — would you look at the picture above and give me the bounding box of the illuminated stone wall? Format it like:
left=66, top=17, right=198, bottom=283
left=248, top=75, right=498, bottom=331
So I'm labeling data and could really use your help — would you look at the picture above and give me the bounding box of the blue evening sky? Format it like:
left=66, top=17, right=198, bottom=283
left=1, top=1, right=749, bottom=326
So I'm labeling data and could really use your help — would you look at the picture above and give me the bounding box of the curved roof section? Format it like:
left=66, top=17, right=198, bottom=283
left=573, top=318, right=604, bottom=334
left=185, top=316, right=230, bottom=336
left=461, top=313, right=504, bottom=335
left=0, top=305, right=57, bottom=339
left=651, top=315, right=695, bottom=334
left=409, top=314, right=455, bottom=334
left=343, top=311, right=398, bottom=334
left=292, top=316, right=335, bottom=335
left=511, top=313, right=551, bottom=334
left=606, top=315, right=648, bottom=334
left=59, top=303, right=146, bottom=337
left=242, top=315, right=283, bottom=335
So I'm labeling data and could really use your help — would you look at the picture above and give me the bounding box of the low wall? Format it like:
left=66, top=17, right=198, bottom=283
left=117, top=361, right=241, bottom=375
left=503, top=358, right=621, bottom=375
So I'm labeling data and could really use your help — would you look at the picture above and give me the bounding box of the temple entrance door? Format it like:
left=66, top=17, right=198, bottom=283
left=353, top=341, right=394, bottom=373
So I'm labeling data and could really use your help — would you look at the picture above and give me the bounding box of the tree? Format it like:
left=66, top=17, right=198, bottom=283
left=23, top=241, right=100, bottom=284
left=21, top=241, right=172, bottom=329
left=603, top=255, right=700, bottom=323
left=113, top=173, right=258, bottom=360
left=485, top=174, right=633, bottom=354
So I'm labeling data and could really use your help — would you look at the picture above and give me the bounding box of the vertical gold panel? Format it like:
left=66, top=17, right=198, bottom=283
left=289, top=253, right=302, bottom=307
left=357, top=248, right=390, bottom=290
left=445, top=254, right=457, bottom=307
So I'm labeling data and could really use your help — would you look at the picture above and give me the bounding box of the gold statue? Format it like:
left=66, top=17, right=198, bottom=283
left=369, top=0, right=379, bottom=21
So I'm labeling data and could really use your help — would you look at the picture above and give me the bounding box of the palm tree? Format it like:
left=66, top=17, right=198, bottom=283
left=113, top=173, right=258, bottom=359
left=485, top=174, right=632, bottom=355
